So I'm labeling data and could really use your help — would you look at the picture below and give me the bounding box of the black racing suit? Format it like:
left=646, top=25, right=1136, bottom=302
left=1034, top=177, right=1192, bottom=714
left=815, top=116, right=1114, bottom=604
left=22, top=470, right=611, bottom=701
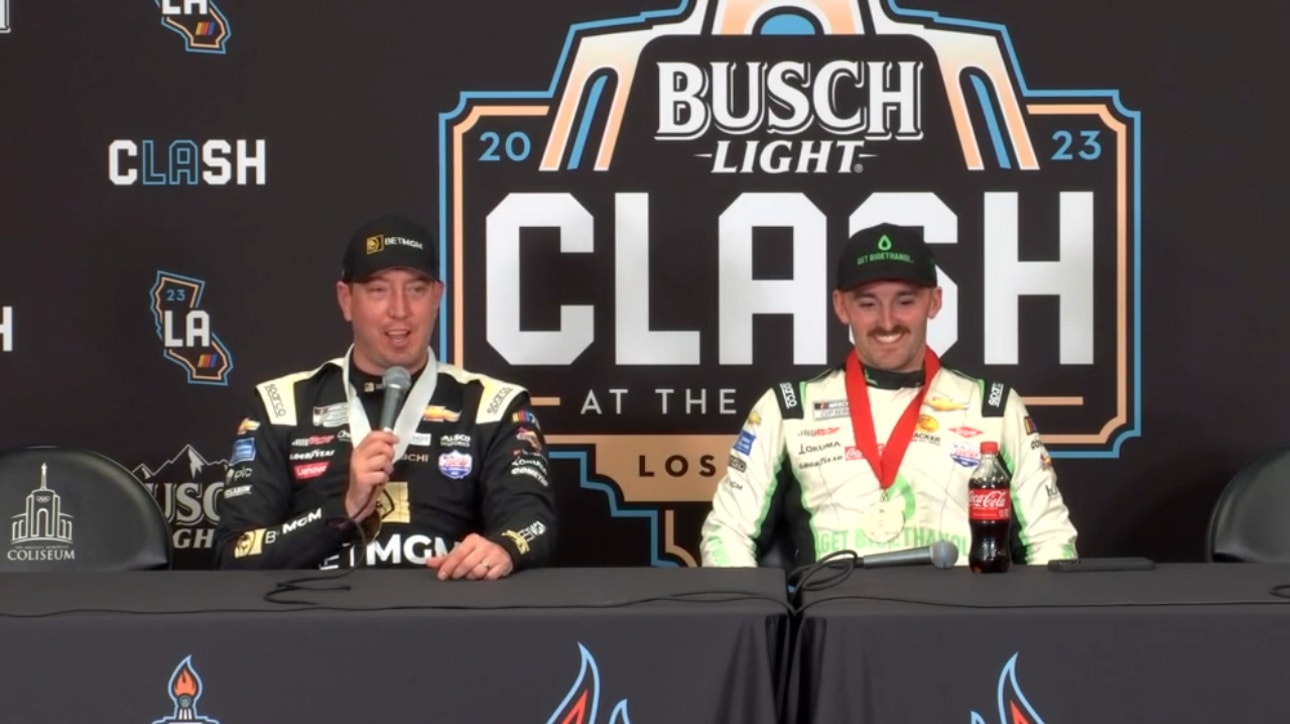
left=212, top=354, right=556, bottom=570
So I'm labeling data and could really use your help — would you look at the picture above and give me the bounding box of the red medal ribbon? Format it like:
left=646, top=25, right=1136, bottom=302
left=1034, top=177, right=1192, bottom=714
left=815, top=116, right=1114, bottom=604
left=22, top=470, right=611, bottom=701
left=844, top=347, right=941, bottom=490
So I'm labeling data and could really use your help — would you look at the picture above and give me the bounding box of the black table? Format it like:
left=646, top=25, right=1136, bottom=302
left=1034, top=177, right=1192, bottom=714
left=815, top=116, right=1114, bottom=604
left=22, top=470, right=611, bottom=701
left=0, top=567, right=789, bottom=723
left=793, top=563, right=1290, bottom=722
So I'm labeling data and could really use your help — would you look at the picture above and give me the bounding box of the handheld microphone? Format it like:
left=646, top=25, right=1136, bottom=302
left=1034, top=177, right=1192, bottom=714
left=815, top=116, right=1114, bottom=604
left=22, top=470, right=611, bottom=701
left=785, top=540, right=961, bottom=605
left=378, top=366, right=412, bottom=432
left=858, top=540, right=959, bottom=569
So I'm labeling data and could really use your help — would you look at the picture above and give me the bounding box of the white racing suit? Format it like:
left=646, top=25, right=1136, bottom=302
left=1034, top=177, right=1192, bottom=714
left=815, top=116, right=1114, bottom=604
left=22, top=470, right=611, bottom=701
left=700, top=364, right=1079, bottom=567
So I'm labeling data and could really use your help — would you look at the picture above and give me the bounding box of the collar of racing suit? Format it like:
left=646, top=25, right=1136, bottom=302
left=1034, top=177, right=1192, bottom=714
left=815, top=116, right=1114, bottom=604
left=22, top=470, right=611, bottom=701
left=862, top=365, right=926, bottom=390
left=348, top=358, right=425, bottom=397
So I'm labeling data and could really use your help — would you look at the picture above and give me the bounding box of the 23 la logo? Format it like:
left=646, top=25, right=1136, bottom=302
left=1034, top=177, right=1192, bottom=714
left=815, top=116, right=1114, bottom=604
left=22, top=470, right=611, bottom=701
left=150, top=271, right=234, bottom=386
left=156, top=0, right=231, bottom=55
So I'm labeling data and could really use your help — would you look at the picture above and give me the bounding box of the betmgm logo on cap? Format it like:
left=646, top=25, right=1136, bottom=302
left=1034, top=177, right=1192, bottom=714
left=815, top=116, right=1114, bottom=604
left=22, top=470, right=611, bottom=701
left=365, top=234, right=425, bottom=255
left=342, top=215, right=439, bottom=283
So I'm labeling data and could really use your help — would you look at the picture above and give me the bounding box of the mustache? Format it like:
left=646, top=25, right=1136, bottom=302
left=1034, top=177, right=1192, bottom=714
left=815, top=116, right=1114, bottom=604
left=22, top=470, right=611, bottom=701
left=869, top=327, right=910, bottom=338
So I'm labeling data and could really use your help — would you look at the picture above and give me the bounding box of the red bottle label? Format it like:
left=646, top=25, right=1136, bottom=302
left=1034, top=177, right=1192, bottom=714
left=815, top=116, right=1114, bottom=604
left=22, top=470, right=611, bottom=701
left=969, top=489, right=1012, bottom=521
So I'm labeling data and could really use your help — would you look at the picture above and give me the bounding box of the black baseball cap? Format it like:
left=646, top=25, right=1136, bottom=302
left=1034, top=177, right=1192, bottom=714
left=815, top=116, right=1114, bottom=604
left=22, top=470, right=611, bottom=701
left=341, top=214, right=440, bottom=283
left=835, top=223, right=938, bottom=291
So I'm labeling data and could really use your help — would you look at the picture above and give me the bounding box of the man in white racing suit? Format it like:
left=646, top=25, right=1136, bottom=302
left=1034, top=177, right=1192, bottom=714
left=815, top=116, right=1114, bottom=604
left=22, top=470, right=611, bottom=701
left=700, top=224, right=1079, bottom=568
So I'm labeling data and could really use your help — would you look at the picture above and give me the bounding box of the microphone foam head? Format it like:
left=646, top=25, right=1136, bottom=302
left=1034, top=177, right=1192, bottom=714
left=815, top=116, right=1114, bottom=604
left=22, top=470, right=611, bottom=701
left=929, top=540, right=959, bottom=569
left=383, top=365, right=412, bottom=390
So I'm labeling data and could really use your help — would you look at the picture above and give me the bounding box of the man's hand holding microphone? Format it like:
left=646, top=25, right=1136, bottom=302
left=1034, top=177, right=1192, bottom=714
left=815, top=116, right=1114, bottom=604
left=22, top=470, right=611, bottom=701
left=344, top=367, right=411, bottom=535
left=343, top=365, right=514, bottom=580
left=345, top=430, right=397, bottom=521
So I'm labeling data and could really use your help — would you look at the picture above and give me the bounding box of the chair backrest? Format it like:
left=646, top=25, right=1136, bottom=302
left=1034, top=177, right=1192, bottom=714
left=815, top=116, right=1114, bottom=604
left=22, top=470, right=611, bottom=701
left=0, top=445, right=172, bottom=571
left=1207, top=447, right=1290, bottom=562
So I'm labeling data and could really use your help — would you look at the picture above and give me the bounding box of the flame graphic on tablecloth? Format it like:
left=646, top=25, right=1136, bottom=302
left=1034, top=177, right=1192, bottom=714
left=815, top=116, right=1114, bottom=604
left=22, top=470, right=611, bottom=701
left=152, top=655, right=220, bottom=724
left=544, top=644, right=631, bottom=724
left=970, top=653, right=1046, bottom=724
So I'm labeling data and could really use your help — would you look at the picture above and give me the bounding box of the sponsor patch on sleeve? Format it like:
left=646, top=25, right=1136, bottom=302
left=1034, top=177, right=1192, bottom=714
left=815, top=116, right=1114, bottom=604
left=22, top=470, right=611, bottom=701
left=516, top=427, right=543, bottom=454
left=230, top=438, right=256, bottom=465
left=509, top=461, right=549, bottom=487
left=734, top=430, right=756, bottom=455
left=511, top=408, right=541, bottom=428
left=234, top=529, right=266, bottom=558
left=502, top=521, right=547, bottom=556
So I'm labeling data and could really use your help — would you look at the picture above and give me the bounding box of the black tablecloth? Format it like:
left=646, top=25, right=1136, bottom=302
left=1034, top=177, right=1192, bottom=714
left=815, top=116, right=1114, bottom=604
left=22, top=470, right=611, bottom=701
left=793, top=563, right=1290, bottom=722
left=0, top=567, right=789, bottom=723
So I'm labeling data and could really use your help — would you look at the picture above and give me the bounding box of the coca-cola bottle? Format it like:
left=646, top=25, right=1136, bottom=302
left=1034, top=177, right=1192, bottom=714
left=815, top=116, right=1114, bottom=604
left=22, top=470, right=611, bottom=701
left=968, top=441, right=1012, bottom=573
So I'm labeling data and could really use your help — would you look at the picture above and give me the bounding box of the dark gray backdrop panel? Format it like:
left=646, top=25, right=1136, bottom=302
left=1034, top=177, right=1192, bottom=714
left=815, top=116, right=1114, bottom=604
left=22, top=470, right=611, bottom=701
left=0, top=0, right=1284, bottom=568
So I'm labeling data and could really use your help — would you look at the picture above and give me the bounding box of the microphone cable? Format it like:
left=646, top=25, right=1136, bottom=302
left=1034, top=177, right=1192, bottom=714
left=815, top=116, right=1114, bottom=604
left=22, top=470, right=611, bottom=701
left=773, top=550, right=862, bottom=723
left=261, top=514, right=375, bottom=606
left=786, top=550, right=863, bottom=606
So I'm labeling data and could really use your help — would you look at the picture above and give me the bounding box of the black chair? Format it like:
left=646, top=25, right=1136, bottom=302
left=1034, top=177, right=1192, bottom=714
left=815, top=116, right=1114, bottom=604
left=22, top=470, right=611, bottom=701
left=0, top=445, right=172, bottom=571
left=1206, top=447, right=1290, bottom=562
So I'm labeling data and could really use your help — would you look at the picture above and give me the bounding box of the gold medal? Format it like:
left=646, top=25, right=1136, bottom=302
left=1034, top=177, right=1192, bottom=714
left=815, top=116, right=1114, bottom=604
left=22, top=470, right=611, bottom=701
left=860, top=498, right=905, bottom=543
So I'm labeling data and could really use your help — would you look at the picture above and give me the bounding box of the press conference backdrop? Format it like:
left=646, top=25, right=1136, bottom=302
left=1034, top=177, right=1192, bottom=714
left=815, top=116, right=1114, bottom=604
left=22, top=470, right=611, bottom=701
left=0, top=0, right=1281, bottom=569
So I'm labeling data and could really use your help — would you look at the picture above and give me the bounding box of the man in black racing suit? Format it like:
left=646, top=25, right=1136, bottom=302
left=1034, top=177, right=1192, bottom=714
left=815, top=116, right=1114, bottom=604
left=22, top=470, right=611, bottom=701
left=212, top=214, right=555, bottom=577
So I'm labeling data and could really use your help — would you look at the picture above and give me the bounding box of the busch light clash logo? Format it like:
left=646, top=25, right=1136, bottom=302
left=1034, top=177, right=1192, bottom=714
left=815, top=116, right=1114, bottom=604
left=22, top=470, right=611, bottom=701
left=441, top=0, right=1140, bottom=564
